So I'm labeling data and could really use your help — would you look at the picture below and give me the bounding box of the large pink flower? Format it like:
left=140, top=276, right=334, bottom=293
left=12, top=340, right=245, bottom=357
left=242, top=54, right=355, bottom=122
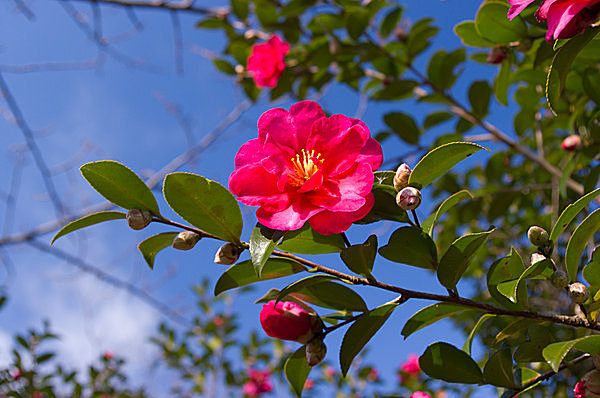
left=229, top=101, right=383, bottom=235
left=508, top=0, right=600, bottom=41
left=247, top=35, right=290, bottom=88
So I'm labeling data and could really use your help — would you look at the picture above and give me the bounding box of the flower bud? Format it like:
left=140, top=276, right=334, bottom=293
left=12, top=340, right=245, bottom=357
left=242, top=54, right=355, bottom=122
left=172, top=231, right=201, bottom=251
left=531, top=253, right=545, bottom=265
left=305, top=337, right=327, bottom=367
left=593, top=354, right=600, bottom=370
left=561, top=135, right=583, bottom=151
left=527, top=226, right=549, bottom=247
left=575, top=369, right=600, bottom=398
left=486, top=46, right=509, bottom=64
left=214, top=243, right=241, bottom=265
left=396, top=187, right=421, bottom=211
left=393, top=163, right=412, bottom=191
left=126, top=209, right=152, bottom=230
left=259, top=300, right=322, bottom=344
left=551, top=270, right=569, bottom=289
left=569, top=282, right=590, bottom=303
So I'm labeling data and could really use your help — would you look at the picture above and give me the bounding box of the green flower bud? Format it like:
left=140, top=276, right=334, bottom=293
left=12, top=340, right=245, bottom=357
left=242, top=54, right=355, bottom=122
left=527, top=226, right=549, bottom=247
left=305, top=338, right=327, bottom=367
left=569, top=282, right=589, bottom=303
left=126, top=209, right=152, bottom=230
left=396, top=187, right=421, bottom=211
left=550, top=270, right=569, bottom=289
left=172, top=231, right=201, bottom=251
left=214, top=243, right=241, bottom=265
left=393, top=163, right=411, bottom=191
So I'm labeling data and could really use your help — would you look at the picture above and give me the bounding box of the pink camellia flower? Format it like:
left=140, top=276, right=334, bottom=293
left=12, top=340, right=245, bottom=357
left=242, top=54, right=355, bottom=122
left=304, top=379, right=315, bottom=390
left=368, top=368, right=379, bottom=382
left=259, top=300, right=322, bottom=343
left=575, top=369, right=600, bottom=397
left=561, top=134, right=583, bottom=151
left=243, top=369, right=273, bottom=397
left=324, top=366, right=336, bottom=378
left=229, top=101, right=383, bottom=235
left=410, top=393, right=432, bottom=398
left=246, top=35, right=290, bottom=88
left=508, top=0, right=600, bottom=41
left=399, top=354, right=421, bottom=382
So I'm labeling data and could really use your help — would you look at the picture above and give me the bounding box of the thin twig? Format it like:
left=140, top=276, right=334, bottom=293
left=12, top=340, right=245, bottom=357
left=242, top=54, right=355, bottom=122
left=11, top=0, right=35, bottom=20
left=170, top=10, right=184, bottom=75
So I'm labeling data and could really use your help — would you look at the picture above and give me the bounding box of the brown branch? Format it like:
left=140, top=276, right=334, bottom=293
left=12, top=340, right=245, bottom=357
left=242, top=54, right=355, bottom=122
left=62, top=0, right=217, bottom=15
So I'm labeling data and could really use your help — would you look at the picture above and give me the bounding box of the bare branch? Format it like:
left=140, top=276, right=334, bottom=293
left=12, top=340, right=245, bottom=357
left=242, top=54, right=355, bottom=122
left=0, top=59, right=101, bottom=74
left=170, top=10, right=184, bottom=75
left=61, top=0, right=219, bottom=15
left=11, top=0, right=35, bottom=20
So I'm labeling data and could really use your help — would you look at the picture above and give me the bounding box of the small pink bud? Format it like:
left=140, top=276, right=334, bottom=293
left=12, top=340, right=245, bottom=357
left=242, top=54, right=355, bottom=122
left=486, top=46, right=509, bottom=64
left=304, top=379, right=315, bottom=390
left=305, top=337, right=327, bottom=366
left=394, top=164, right=412, bottom=191
left=410, top=393, right=432, bottom=398
left=259, top=300, right=322, bottom=344
left=214, top=243, right=241, bottom=265
left=324, top=366, right=335, bottom=378
left=527, top=226, right=549, bottom=247
left=550, top=270, right=569, bottom=289
left=368, top=368, right=379, bottom=382
left=212, top=316, right=225, bottom=327
left=172, top=231, right=201, bottom=251
left=126, top=209, right=152, bottom=230
left=10, top=368, right=21, bottom=380
left=561, top=135, right=582, bottom=151
left=103, top=350, right=114, bottom=360
left=400, top=354, right=421, bottom=376
left=575, top=369, right=600, bottom=397
left=396, top=187, right=422, bottom=211
left=569, top=282, right=590, bottom=303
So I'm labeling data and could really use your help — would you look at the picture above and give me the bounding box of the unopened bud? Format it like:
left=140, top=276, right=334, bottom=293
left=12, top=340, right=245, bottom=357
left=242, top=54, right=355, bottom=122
left=126, top=209, right=152, bottom=230
left=531, top=253, right=545, bottom=265
left=516, top=38, right=532, bottom=52
left=527, top=226, right=549, bottom=247
left=329, top=37, right=340, bottom=54
left=396, top=187, right=421, bottom=211
left=172, top=231, right=201, bottom=251
left=561, top=135, right=582, bottom=151
left=234, top=64, right=245, bottom=75
left=393, top=164, right=411, bottom=191
left=305, top=338, right=327, bottom=367
left=569, top=282, right=589, bottom=303
left=214, top=243, right=241, bottom=265
left=486, top=46, right=509, bottom=64
left=574, top=369, right=600, bottom=397
left=593, top=354, right=600, bottom=370
left=551, top=270, right=569, bottom=289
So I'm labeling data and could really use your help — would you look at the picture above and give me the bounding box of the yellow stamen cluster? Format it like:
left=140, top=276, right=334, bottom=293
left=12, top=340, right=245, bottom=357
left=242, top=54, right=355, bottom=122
left=289, top=149, right=323, bottom=187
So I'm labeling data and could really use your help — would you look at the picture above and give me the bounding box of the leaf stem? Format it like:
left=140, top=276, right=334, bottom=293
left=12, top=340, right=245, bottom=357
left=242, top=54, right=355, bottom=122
left=411, top=209, right=421, bottom=229
left=341, top=232, right=351, bottom=248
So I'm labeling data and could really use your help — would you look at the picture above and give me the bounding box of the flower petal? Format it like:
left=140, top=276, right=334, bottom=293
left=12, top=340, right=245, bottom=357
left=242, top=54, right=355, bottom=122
left=257, top=196, right=323, bottom=231
left=307, top=163, right=372, bottom=211
left=308, top=193, right=375, bottom=235
left=234, top=138, right=266, bottom=169
left=356, top=138, right=383, bottom=172
left=507, top=0, right=536, bottom=20
left=229, top=165, right=290, bottom=210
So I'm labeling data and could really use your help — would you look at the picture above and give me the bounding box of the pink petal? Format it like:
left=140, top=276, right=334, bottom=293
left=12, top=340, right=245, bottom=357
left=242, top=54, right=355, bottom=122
left=308, top=163, right=373, bottom=211
left=308, top=193, right=375, bottom=235
left=356, top=138, right=383, bottom=172
left=546, top=0, right=600, bottom=40
left=257, top=196, right=323, bottom=231
left=234, top=138, right=266, bottom=169
left=229, top=165, right=290, bottom=211
left=507, top=0, right=536, bottom=20
left=297, top=169, right=324, bottom=193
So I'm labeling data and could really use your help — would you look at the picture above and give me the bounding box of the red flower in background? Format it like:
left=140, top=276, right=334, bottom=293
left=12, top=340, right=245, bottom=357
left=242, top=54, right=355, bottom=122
left=259, top=300, right=321, bottom=343
left=247, top=35, right=289, bottom=88
left=242, top=369, right=273, bottom=397
left=229, top=101, right=383, bottom=235
left=399, top=354, right=421, bottom=382
left=508, top=0, right=600, bottom=41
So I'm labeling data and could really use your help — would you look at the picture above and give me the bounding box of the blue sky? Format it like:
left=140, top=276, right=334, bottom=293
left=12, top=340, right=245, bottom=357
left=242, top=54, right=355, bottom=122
left=0, top=0, right=516, bottom=396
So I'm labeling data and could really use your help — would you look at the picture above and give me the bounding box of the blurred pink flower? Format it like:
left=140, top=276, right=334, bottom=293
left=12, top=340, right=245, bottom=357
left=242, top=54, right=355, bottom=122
left=247, top=35, right=289, bottom=88
left=368, top=368, right=379, bottom=382
left=399, top=354, right=421, bottom=382
left=410, top=392, right=432, bottom=398
left=229, top=101, right=382, bottom=235
left=243, top=369, right=273, bottom=397
left=324, top=366, right=336, bottom=378
left=304, top=379, right=315, bottom=390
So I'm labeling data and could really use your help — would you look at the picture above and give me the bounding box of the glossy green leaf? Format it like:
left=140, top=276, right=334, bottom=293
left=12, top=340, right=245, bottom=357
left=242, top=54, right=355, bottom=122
left=421, top=190, right=473, bottom=236
left=468, top=80, right=491, bottom=118
left=566, top=208, right=600, bottom=281
left=475, top=1, right=527, bottom=44
left=340, top=235, right=377, bottom=278
left=550, top=187, right=600, bottom=242
left=401, top=303, right=477, bottom=338
left=426, top=48, right=466, bottom=91
left=163, top=172, right=243, bottom=244
left=356, top=190, right=410, bottom=224
left=495, top=318, right=536, bottom=345
left=51, top=211, right=126, bottom=244
left=383, top=112, right=421, bottom=145
left=379, top=226, right=438, bottom=269
left=543, top=335, right=600, bottom=372
left=483, top=348, right=518, bottom=388
left=278, top=224, right=345, bottom=255
left=420, top=342, right=483, bottom=384
left=249, top=224, right=285, bottom=277
left=547, top=27, right=600, bottom=114
left=214, top=259, right=304, bottom=296
left=408, top=142, right=488, bottom=190
left=583, top=246, right=600, bottom=287
left=138, top=232, right=178, bottom=270
left=454, top=21, right=495, bottom=47
left=494, top=58, right=511, bottom=106
left=340, top=302, right=398, bottom=376
left=497, top=258, right=552, bottom=303
left=487, top=249, right=527, bottom=310
left=424, top=111, right=453, bottom=128
left=285, top=344, right=311, bottom=398
left=437, top=228, right=495, bottom=290
left=463, top=314, right=495, bottom=355
left=80, top=161, right=161, bottom=216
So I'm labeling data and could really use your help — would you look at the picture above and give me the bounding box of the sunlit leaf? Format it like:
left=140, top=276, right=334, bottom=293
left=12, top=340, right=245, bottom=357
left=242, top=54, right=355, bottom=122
left=138, top=232, right=178, bottom=270
left=51, top=211, right=126, bottom=244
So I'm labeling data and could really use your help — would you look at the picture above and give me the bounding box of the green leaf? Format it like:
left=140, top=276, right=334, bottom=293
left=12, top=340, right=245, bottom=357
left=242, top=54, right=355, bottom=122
left=543, top=335, right=600, bottom=372
left=80, top=161, right=161, bottom=216
left=487, top=249, right=527, bottom=309
left=383, top=112, right=421, bottom=145
left=51, top=211, right=126, bottom=244
left=463, top=314, right=495, bottom=355
left=421, top=190, right=473, bottom=236
left=380, top=7, right=402, bottom=38
left=475, top=1, right=527, bottom=44
left=163, top=172, right=243, bottom=244
left=284, top=345, right=311, bottom=398
left=437, top=228, right=495, bottom=290
left=468, top=80, right=491, bottom=118
left=401, top=302, right=477, bottom=338
left=483, top=348, right=518, bottom=389
left=566, top=208, right=600, bottom=281
left=550, top=187, right=600, bottom=242
left=408, top=142, right=488, bottom=190
left=379, top=226, right=438, bottom=269
left=454, top=21, right=495, bottom=47
left=213, top=58, right=236, bottom=75
left=346, top=8, right=370, bottom=41
left=546, top=27, right=600, bottom=114
left=278, top=224, right=345, bottom=255
left=355, top=190, right=410, bottom=224
left=424, top=111, right=453, bottom=129
left=214, top=258, right=304, bottom=296
left=250, top=224, right=285, bottom=277
left=137, top=232, right=178, bottom=270
left=583, top=246, right=600, bottom=288
left=426, top=49, right=466, bottom=91
left=494, top=58, right=511, bottom=106
left=420, top=342, right=483, bottom=384
left=339, top=302, right=398, bottom=376
left=340, top=235, right=377, bottom=278
left=230, top=0, right=249, bottom=19
left=495, top=318, right=536, bottom=345
left=496, top=258, right=552, bottom=304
